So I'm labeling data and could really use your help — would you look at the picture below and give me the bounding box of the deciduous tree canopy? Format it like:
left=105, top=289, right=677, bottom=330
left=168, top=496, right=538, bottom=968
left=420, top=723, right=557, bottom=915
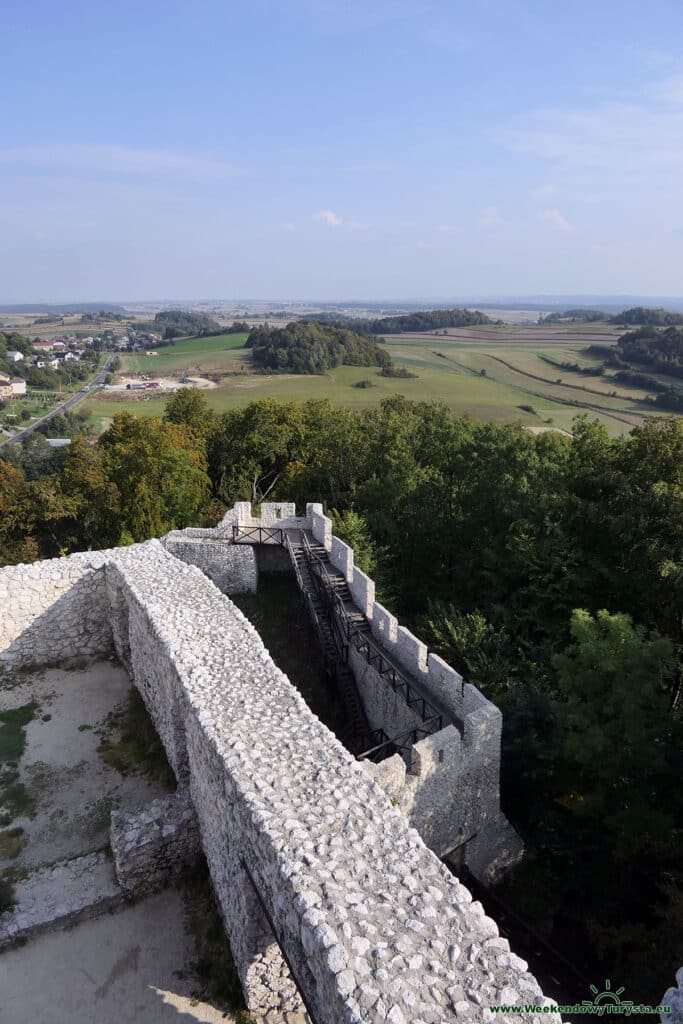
left=246, top=321, right=392, bottom=373
left=1, top=396, right=682, bottom=995
left=154, top=309, right=222, bottom=339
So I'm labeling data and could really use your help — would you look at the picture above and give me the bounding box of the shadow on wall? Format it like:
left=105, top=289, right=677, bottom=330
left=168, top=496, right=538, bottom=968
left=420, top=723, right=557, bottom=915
left=0, top=565, right=114, bottom=673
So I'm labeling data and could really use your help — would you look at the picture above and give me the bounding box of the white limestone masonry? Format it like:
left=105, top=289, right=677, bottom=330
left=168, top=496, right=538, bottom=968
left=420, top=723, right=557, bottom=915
left=0, top=508, right=558, bottom=1024
left=110, top=788, right=201, bottom=896
left=164, top=529, right=258, bottom=593
left=226, top=503, right=522, bottom=879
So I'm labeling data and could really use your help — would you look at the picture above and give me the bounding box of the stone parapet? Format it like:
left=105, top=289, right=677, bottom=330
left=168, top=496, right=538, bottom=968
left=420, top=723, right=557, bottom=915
left=103, top=542, right=558, bottom=1023
left=163, top=532, right=257, bottom=593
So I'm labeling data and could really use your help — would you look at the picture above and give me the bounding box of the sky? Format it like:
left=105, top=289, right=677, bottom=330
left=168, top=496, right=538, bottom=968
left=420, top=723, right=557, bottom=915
left=3, top=0, right=683, bottom=302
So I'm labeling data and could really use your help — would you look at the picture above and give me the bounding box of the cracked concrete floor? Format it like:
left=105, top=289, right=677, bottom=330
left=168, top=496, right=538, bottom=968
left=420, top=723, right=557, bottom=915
left=0, top=888, right=238, bottom=1024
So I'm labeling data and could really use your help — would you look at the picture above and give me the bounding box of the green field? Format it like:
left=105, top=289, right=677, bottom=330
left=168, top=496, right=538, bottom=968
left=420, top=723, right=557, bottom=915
left=82, top=324, right=670, bottom=437
left=119, top=333, right=250, bottom=374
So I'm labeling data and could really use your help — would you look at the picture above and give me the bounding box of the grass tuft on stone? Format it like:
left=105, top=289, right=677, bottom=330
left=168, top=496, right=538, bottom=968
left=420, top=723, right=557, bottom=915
left=97, top=688, right=175, bottom=789
left=0, top=826, right=26, bottom=860
left=0, top=876, right=15, bottom=914
left=0, top=703, right=38, bottom=763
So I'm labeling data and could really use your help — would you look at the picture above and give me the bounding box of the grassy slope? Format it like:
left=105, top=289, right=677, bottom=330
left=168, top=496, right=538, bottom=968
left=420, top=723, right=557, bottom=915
left=119, top=333, right=249, bottom=374
left=82, top=324, right=670, bottom=438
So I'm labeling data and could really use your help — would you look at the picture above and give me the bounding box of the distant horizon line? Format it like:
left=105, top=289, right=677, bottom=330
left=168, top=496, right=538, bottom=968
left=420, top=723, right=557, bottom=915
left=3, top=293, right=683, bottom=310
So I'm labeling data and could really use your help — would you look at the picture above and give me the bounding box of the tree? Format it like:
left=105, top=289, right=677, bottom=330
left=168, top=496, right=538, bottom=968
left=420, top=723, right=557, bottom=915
left=98, top=413, right=209, bottom=542
left=0, top=461, right=38, bottom=565
left=59, top=438, right=121, bottom=549
left=207, top=399, right=305, bottom=504
left=553, top=608, right=675, bottom=860
left=329, top=508, right=377, bottom=577
left=163, top=387, right=213, bottom=435
left=247, top=321, right=392, bottom=374
left=419, top=603, right=515, bottom=702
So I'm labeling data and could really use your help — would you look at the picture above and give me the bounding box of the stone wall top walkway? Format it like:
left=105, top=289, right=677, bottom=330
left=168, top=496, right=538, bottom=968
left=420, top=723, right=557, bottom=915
left=106, top=540, right=559, bottom=1024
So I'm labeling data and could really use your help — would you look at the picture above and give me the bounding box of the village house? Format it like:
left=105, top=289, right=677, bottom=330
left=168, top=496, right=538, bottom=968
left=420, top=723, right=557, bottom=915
left=0, top=373, right=27, bottom=398
left=6, top=350, right=24, bottom=363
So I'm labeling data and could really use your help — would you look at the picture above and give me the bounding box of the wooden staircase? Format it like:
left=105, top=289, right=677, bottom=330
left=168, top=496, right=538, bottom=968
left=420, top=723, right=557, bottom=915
left=286, top=533, right=372, bottom=752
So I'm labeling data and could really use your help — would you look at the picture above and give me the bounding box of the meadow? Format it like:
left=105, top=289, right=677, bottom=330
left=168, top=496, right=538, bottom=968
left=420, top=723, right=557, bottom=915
left=83, top=323, right=666, bottom=437
left=119, top=333, right=250, bottom=374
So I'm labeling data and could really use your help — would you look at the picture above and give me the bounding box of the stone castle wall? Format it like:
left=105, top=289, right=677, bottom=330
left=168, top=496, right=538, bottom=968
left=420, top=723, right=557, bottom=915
left=0, top=548, right=116, bottom=670
left=0, top=518, right=558, bottom=1023
left=163, top=529, right=258, bottom=593
left=224, top=503, right=522, bottom=879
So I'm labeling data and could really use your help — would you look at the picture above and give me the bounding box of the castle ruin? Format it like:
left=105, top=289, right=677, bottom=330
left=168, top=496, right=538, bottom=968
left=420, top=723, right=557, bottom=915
left=0, top=501, right=559, bottom=1024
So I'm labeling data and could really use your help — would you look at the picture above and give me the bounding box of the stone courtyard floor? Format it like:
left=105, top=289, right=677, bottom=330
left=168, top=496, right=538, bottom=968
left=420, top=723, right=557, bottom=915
left=1, top=660, right=245, bottom=1022
left=0, top=659, right=170, bottom=874
left=0, top=887, right=237, bottom=1024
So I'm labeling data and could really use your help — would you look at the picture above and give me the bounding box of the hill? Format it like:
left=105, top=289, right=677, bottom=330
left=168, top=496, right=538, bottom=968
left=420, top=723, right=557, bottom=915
left=543, top=308, right=607, bottom=323
left=365, top=307, right=495, bottom=333
left=247, top=321, right=392, bottom=373
left=610, top=306, right=683, bottom=326
left=305, top=307, right=495, bottom=334
left=154, top=309, right=222, bottom=339
left=613, top=325, right=683, bottom=377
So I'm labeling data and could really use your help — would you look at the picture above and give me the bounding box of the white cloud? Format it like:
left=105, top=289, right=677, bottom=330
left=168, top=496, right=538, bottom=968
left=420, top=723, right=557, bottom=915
left=436, top=223, right=460, bottom=235
left=478, top=206, right=505, bottom=227
left=0, top=144, right=242, bottom=182
left=644, top=73, right=683, bottom=105
left=539, top=208, right=573, bottom=231
left=504, top=76, right=683, bottom=188
left=314, top=209, right=344, bottom=226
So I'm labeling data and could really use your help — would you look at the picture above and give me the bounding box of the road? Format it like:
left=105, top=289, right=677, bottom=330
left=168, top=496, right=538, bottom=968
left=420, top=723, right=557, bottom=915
left=0, top=355, right=115, bottom=450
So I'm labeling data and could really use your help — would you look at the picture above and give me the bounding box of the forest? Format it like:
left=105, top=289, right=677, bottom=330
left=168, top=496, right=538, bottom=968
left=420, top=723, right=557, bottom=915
left=307, top=307, right=495, bottom=333
left=246, top=321, right=393, bottom=373
left=153, top=309, right=223, bottom=339
left=611, top=307, right=683, bottom=326
left=362, top=307, right=495, bottom=333
left=0, top=390, right=681, bottom=999
left=542, top=308, right=607, bottom=322
left=613, top=325, right=683, bottom=375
